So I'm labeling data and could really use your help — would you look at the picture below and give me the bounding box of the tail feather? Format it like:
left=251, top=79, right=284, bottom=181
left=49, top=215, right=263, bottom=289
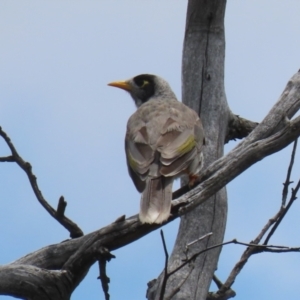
left=139, top=177, right=173, bottom=224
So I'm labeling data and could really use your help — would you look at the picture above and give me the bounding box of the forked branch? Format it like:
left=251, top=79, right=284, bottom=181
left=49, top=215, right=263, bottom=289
left=210, top=139, right=300, bottom=299
left=0, top=127, right=83, bottom=238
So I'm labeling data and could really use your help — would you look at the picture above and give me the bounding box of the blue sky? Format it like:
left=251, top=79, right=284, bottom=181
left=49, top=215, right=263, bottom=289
left=1, top=1, right=300, bottom=299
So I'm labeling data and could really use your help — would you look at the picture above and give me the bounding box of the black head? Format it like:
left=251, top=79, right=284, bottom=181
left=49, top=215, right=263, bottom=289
left=132, top=74, right=156, bottom=104
left=108, top=74, right=176, bottom=108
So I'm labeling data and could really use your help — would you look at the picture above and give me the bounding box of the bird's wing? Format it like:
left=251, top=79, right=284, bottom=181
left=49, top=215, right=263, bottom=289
left=157, top=112, right=204, bottom=177
left=125, top=125, right=154, bottom=192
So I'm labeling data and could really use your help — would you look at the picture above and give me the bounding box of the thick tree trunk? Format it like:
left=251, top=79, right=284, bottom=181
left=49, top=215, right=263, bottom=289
left=147, top=1, right=229, bottom=299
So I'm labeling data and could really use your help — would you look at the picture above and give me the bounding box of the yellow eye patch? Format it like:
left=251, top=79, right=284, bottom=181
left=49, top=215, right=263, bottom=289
left=141, top=80, right=149, bottom=88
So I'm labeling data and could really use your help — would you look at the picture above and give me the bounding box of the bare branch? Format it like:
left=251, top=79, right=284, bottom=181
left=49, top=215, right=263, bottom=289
left=216, top=141, right=300, bottom=297
left=212, top=274, right=223, bottom=289
left=231, top=240, right=300, bottom=253
left=282, top=139, right=298, bottom=205
left=207, top=239, right=300, bottom=299
left=185, top=232, right=213, bottom=252
left=176, top=115, right=300, bottom=215
left=219, top=214, right=282, bottom=294
left=0, top=155, right=14, bottom=162
left=207, top=288, right=236, bottom=300
left=97, top=247, right=115, bottom=300
left=264, top=178, right=300, bottom=245
left=56, top=196, right=67, bottom=218
left=163, top=235, right=300, bottom=298
left=263, top=141, right=300, bottom=244
left=157, top=234, right=299, bottom=300
left=159, top=230, right=169, bottom=300
left=168, top=240, right=233, bottom=278
left=0, top=265, right=73, bottom=300
left=225, top=114, right=258, bottom=143
left=0, top=126, right=83, bottom=238
left=207, top=275, right=236, bottom=300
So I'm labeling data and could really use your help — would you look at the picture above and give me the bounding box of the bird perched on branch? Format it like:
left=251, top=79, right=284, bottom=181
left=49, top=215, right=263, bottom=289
left=108, top=74, right=205, bottom=224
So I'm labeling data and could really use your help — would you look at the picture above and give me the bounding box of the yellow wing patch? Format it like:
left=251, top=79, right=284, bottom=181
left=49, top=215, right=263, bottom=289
left=177, top=135, right=196, bottom=155
left=127, top=151, right=138, bottom=171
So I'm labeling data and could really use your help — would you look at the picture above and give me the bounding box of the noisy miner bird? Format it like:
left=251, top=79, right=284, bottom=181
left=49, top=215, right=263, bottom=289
left=108, top=74, right=205, bottom=224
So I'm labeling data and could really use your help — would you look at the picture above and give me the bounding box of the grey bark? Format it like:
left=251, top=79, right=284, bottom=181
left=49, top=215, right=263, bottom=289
left=147, top=1, right=229, bottom=299
left=226, top=114, right=258, bottom=143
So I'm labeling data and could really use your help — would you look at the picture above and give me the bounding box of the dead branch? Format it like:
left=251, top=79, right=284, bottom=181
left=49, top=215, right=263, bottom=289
left=158, top=233, right=300, bottom=300
left=225, top=114, right=258, bottom=143
left=213, top=141, right=300, bottom=299
left=97, top=247, right=115, bottom=300
left=263, top=177, right=300, bottom=245
left=0, top=127, right=83, bottom=238
left=208, top=275, right=236, bottom=300
left=282, top=139, right=298, bottom=205
left=159, top=230, right=169, bottom=300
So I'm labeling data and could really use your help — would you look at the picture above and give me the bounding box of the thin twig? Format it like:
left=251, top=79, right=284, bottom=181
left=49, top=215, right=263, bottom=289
left=0, top=126, right=83, bottom=238
left=185, top=232, right=213, bottom=252
left=98, top=259, right=109, bottom=300
left=97, top=247, right=116, bottom=300
left=232, top=239, right=300, bottom=252
left=0, top=155, right=14, bottom=162
left=212, top=274, right=223, bottom=289
left=159, top=230, right=169, bottom=300
left=159, top=230, right=204, bottom=300
left=282, top=139, right=297, bottom=206
left=168, top=236, right=300, bottom=281
left=264, top=178, right=300, bottom=245
left=253, top=208, right=283, bottom=244
left=207, top=275, right=236, bottom=300
left=168, top=240, right=233, bottom=277
left=216, top=238, right=300, bottom=297
left=218, top=144, right=300, bottom=296
left=56, top=196, right=67, bottom=218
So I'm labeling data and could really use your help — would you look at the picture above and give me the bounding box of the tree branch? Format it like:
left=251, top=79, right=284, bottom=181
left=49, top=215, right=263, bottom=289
left=0, top=155, right=14, bottom=162
left=159, top=230, right=169, bottom=300
left=97, top=248, right=115, bottom=300
left=176, top=71, right=300, bottom=215
left=263, top=177, right=300, bottom=245
left=214, top=141, right=300, bottom=298
left=0, top=265, right=73, bottom=300
left=0, top=127, right=83, bottom=238
left=225, top=114, right=258, bottom=143
left=282, top=139, right=297, bottom=206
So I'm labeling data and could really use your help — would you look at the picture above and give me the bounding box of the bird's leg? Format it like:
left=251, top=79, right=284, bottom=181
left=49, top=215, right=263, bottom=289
left=188, top=174, right=200, bottom=188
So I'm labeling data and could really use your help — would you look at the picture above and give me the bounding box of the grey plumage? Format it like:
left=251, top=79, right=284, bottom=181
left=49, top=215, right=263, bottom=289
left=108, top=74, right=205, bottom=224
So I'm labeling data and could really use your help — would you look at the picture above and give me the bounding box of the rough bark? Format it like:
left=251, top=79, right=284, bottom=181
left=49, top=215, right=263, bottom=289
left=226, top=114, right=258, bottom=143
left=147, top=1, right=229, bottom=299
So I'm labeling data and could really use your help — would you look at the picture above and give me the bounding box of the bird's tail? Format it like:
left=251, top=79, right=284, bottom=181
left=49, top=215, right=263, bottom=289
left=139, top=177, right=173, bottom=224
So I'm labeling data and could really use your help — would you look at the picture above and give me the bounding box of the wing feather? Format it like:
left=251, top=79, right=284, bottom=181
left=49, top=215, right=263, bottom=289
left=157, top=116, right=203, bottom=177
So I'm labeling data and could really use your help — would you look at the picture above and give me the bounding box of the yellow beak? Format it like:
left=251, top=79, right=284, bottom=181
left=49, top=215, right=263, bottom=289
left=108, top=80, right=132, bottom=91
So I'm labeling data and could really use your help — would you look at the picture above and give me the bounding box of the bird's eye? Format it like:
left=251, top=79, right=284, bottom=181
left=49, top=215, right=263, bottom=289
left=135, top=79, right=149, bottom=88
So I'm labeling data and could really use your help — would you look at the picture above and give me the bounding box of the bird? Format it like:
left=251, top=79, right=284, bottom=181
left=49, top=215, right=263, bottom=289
left=108, top=74, right=205, bottom=224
